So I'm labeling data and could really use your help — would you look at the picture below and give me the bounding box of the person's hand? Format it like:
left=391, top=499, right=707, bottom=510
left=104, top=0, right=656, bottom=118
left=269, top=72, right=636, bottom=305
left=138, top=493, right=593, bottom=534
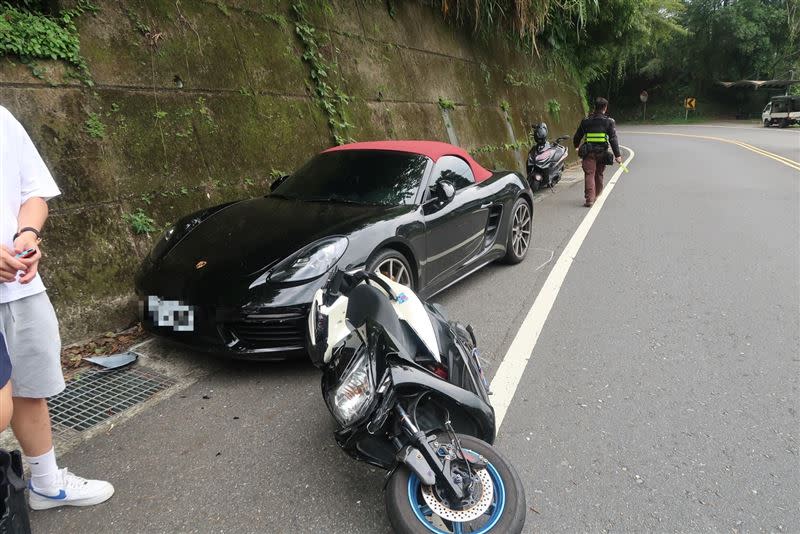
left=615, top=156, right=623, bottom=164
left=13, top=234, right=42, bottom=284
left=0, top=246, right=27, bottom=283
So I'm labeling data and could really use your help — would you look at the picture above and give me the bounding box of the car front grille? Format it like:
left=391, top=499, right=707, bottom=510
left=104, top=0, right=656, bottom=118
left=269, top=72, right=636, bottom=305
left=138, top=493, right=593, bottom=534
left=226, top=312, right=306, bottom=350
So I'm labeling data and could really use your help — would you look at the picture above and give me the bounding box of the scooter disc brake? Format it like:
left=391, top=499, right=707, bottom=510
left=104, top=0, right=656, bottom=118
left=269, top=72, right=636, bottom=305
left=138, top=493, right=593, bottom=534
left=421, top=468, right=494, bottom=523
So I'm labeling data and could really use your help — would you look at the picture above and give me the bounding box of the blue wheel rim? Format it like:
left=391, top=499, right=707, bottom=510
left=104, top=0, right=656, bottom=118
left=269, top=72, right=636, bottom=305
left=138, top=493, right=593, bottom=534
left=406, top=452, right=506, bottom=534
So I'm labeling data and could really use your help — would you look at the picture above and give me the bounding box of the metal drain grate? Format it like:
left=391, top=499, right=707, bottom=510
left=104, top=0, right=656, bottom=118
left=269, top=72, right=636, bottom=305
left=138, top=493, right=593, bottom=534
left=48, top=367, right=176, bottom=432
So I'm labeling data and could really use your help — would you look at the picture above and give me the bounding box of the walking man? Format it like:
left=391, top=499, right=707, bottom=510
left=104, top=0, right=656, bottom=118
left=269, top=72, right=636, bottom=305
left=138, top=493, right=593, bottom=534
left=573, top=97, right=622, bottom=207
left=0, top=105, right=114, bottom=509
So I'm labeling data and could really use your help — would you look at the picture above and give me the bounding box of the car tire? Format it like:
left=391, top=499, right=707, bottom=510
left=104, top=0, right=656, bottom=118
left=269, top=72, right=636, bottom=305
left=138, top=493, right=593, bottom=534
left=502, top=197, right=532, bottom=265
left=367, top=249, right=415, bottom=289
left=763, top=119, right=770, bottom=128
left=385, top=434, right=527, bottom=534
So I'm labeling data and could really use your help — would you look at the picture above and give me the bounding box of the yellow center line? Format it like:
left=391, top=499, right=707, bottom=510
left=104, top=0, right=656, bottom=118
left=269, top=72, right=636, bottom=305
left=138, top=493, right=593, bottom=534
left=732, top=140, right=800, bottom=167
left=620, top=131, right=800, bottom=172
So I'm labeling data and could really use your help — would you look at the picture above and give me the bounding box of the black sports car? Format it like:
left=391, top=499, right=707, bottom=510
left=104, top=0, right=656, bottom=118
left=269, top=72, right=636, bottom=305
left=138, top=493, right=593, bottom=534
left=135, top=140, right=533, bottom=359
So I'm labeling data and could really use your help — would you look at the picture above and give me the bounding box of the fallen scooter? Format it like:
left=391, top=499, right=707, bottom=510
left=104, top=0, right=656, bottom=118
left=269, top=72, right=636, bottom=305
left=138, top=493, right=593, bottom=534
left=309, top=270, right=526, bottom=533
left=526, top=122, right=569, bottom=192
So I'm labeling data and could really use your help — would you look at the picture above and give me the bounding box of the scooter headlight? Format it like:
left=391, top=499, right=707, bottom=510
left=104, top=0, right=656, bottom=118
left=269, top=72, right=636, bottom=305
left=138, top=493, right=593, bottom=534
left=331, top=353, right=373, bottom=426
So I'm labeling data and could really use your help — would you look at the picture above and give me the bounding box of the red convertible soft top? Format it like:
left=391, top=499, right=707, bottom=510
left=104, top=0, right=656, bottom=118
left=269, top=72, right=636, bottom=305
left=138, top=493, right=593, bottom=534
left=323, top=140, right=493, bottom=182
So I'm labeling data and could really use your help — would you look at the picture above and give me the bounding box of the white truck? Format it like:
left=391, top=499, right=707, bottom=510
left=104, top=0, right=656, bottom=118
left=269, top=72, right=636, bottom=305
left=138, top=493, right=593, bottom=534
left=762, top=95, right=800, bottom=128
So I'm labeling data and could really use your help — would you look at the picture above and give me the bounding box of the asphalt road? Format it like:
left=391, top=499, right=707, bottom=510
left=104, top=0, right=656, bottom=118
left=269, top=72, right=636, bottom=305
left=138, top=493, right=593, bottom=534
left=30, top=122, right=799, bottom=533
left=620, top=121, right=799, bottom=162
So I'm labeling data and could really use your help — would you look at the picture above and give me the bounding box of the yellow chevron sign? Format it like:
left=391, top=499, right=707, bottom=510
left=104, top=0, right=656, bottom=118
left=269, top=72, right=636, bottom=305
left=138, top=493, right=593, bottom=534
left=685, top=97, right=697, bottom=110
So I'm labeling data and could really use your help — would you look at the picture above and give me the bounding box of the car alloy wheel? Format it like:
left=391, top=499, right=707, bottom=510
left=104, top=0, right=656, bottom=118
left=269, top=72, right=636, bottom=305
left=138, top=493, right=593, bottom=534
left=376, top=257, right=412, bottom=287
left=511, top=202, right=531, bottom=258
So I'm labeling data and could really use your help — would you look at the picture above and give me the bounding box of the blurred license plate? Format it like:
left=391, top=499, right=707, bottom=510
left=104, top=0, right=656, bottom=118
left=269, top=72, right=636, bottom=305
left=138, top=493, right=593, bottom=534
left=146, top=296, right=194, bottom=332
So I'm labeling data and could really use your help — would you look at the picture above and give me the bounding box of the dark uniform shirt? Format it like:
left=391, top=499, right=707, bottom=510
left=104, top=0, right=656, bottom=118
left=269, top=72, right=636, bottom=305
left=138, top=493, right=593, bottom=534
left=573, top=112, right=621, bottom=158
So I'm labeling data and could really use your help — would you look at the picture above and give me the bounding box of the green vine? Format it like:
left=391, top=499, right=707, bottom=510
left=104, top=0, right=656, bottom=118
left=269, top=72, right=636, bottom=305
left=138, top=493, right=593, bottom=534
left=124, top=7, right=151, bottom=37
left=214, top=1, right=231, bottom=17
left=261, top=13, right=288, bottom=29
left=0, top=1, right=97, bottom=84
left=546, top=98, right=561, bottom=123
left=123, top=209, right=156, bottom=235
left=292, top=1, right=354, bottom=145
left=470, top=140, right=523, bottom=155
left=84, top=112, right=106, bottom=139
left=437, top=97, right=456, bottom=111
left=504, top=69, right=552, bottom=89
left=479, top=62, right=491, bottom=92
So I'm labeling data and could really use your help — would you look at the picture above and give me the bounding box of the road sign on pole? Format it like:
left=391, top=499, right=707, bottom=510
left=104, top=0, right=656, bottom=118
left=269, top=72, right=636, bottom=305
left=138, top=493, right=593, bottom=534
left=640, top=91, right=648, bottom=121
left=684, top=97, right=696, bottom=120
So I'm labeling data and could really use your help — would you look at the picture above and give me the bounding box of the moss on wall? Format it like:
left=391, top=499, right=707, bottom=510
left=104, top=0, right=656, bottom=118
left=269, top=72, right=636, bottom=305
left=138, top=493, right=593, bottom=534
left=0, top=0, right=584, bottom=342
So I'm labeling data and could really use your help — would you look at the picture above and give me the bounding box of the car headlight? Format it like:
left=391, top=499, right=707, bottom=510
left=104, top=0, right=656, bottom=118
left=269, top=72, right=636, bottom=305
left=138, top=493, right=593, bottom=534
left=330, top=353, right=373, bottom=426
left=150, top=225, right=176, bottom=260
left=251, top=237, right=348, bottom=287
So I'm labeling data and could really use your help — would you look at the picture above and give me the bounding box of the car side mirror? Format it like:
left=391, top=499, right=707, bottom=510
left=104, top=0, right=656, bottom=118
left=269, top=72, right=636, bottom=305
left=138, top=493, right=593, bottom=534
left=270, top=175, right=289, bottom=192
left=433, top=180, right=455, bottom=205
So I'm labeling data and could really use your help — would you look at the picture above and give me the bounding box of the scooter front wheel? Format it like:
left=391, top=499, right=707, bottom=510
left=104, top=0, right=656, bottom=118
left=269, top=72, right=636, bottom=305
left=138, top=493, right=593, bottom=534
left=385, top=434, right=526, bottom=534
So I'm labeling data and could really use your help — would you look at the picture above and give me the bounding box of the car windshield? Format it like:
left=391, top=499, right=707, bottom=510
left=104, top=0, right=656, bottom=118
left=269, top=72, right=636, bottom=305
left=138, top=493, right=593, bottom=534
left=273, top=150, right=429, bottom=206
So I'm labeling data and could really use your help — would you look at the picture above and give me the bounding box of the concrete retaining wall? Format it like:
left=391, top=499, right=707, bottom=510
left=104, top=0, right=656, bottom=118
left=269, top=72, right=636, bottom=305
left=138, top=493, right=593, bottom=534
left=0, top=0, right=585, bottom=341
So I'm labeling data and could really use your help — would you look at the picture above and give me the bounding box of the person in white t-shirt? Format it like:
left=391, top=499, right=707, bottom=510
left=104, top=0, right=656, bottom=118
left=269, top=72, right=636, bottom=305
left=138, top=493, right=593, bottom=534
left=0, top=105, right=114, bottom=509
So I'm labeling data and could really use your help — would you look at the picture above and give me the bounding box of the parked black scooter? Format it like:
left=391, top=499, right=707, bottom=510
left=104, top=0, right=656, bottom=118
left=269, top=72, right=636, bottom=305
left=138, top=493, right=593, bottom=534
left=526, top=122, right=569, bottom=192
left=309, top=270, right=526, bottom=533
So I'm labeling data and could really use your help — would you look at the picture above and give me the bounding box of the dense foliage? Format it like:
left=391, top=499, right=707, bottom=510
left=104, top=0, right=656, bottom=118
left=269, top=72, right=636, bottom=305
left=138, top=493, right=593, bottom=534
left=0, top=0, right=96, bottom=76
left=611, top=0, right=799, bottom=96
left=433, top=0, right=799, bottom=114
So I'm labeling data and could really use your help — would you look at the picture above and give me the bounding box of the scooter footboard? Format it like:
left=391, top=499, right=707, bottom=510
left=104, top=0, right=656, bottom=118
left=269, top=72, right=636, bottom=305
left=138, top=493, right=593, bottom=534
left=390, top=365, right=496, bottom=444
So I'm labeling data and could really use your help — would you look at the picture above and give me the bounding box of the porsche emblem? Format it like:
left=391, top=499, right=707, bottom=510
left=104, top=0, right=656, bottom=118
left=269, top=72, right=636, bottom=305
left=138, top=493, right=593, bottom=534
left=195, top=260, right=208, bottom=270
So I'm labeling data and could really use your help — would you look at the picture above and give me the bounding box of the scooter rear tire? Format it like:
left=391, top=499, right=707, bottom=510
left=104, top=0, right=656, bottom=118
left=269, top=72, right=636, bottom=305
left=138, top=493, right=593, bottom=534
left=385, top=434, right=527, bottom=534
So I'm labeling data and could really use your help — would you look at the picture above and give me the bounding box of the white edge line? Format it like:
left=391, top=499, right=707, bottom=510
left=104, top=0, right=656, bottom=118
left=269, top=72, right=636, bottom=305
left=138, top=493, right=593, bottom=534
left=490, top=145, right=636, bottom=430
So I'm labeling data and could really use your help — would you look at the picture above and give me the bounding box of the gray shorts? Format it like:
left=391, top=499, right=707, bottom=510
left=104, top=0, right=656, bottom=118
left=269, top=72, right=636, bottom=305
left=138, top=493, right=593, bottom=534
left=0, top=291, right=65, bottom=398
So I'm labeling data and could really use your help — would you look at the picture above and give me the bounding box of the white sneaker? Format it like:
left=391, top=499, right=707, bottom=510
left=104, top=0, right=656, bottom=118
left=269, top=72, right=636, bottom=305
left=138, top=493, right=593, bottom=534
left=28, top=468, right=115, bottom=510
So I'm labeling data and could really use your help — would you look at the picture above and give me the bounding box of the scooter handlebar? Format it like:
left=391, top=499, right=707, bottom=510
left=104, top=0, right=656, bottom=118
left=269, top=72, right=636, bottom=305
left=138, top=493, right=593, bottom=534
left=323, top=269, right=397, bottom=301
